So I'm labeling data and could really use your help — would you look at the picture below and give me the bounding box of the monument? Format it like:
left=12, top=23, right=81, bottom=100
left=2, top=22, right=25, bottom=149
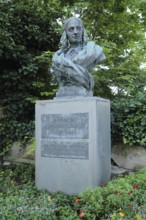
left=35, top=17, right=111, bottom=194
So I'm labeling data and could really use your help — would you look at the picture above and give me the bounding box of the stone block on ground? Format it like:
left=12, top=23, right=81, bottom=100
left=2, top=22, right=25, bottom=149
left=4, top=142, right=35, bottom=164
left=112, top=145, right=146, bottom=170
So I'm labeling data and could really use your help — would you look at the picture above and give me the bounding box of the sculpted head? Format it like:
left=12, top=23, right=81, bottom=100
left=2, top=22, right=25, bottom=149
left=60, top=17, right=88, bottom=52
left=65, top=17, right=83, bottom=44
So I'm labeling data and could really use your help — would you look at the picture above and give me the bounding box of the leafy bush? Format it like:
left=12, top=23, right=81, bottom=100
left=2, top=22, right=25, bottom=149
left=0, top=0, right=62, bottom=154
left=111, top=90, right=146, bottom=147
left=0, top=0, right=145, bottom=156
left=0, top=164, right=146, bottom=219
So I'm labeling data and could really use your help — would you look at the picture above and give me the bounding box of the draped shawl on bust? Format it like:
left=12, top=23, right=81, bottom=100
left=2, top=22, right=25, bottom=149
left=52, top=41, right=105, bottom=91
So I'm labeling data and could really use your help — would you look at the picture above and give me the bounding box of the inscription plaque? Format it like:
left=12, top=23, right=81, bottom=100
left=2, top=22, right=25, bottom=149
left=41, top=113, right=89, bottom=139
left=41, top=140, right=89, bottom=159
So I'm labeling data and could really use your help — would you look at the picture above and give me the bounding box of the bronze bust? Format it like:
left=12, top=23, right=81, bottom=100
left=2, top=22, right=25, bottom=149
left=52, top=17, right=106, bottom=98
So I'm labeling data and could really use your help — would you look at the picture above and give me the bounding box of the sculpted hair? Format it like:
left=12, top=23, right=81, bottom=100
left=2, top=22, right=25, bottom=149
left=60, top=17, right=88, bottom=52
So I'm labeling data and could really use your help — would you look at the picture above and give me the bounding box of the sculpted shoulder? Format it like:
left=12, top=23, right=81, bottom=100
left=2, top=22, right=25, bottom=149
left=52, top=49, right=63, bottom=62
left=86, top=41, right=103, bottom=55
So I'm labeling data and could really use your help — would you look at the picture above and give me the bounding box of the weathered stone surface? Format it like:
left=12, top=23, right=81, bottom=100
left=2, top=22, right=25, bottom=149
left=111, top=165, right=128, bottom=175
left=55, top=85, right=93, bottom=98
left=111, top=165, right=136, bottom=179
left=4, top=142, right=35, bottom=164
left=6, top=142, right=25, bottom=158
left=41, top=140, right=89, bottom=159
left=41, top=113, right=89, bottom=139
left=112, top=145, right=146, bottom=170
left=35, top=97, right=111, bottom=194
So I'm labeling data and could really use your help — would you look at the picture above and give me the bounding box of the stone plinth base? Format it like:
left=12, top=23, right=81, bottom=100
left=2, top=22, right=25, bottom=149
left=35, top=97, right=111, bottom=194
left=55, top=85, right=93, bottom=98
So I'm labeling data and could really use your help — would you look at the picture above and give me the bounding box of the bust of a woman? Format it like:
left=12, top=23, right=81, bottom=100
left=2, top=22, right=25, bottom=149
left=52, top=17, right=106, bottom=98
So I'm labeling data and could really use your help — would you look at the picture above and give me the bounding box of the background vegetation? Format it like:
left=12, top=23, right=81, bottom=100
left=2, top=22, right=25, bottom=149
left=0, top=0, right=146, bottom=155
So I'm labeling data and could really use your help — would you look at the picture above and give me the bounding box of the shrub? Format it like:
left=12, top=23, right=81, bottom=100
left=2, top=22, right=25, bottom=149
left=111, top=90, right=146, bottom=147
left=0, top=164, right=146, bottom=219
left=0, top=0, right=62, bottom=154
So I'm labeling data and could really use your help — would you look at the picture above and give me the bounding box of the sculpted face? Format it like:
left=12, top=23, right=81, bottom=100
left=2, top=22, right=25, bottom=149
left=66, top=19, right=83, bottom=44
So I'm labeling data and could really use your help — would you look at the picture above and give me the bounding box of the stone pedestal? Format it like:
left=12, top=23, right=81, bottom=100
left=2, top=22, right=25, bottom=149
left=35, top=97, right=111, bottom=194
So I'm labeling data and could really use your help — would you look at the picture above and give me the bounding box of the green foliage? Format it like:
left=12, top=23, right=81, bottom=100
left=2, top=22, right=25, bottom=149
left=33, top=50, right=58, bottom=99
left=81, top=0, right=146, bottom=99
left=111, top=77, right=146, bottom=146
left=0, top=0, right=146, bottom=151
left=78, top=188, right=103, bottom=219
left=101, top=170, right=146, bottom=219
left=54, top=0, right=146, bottom=147
left=0, top=164, right=146, bottom=219
left=0, top=0, right=62, bottom=154
left=110, top=67, right=146, bottom=147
